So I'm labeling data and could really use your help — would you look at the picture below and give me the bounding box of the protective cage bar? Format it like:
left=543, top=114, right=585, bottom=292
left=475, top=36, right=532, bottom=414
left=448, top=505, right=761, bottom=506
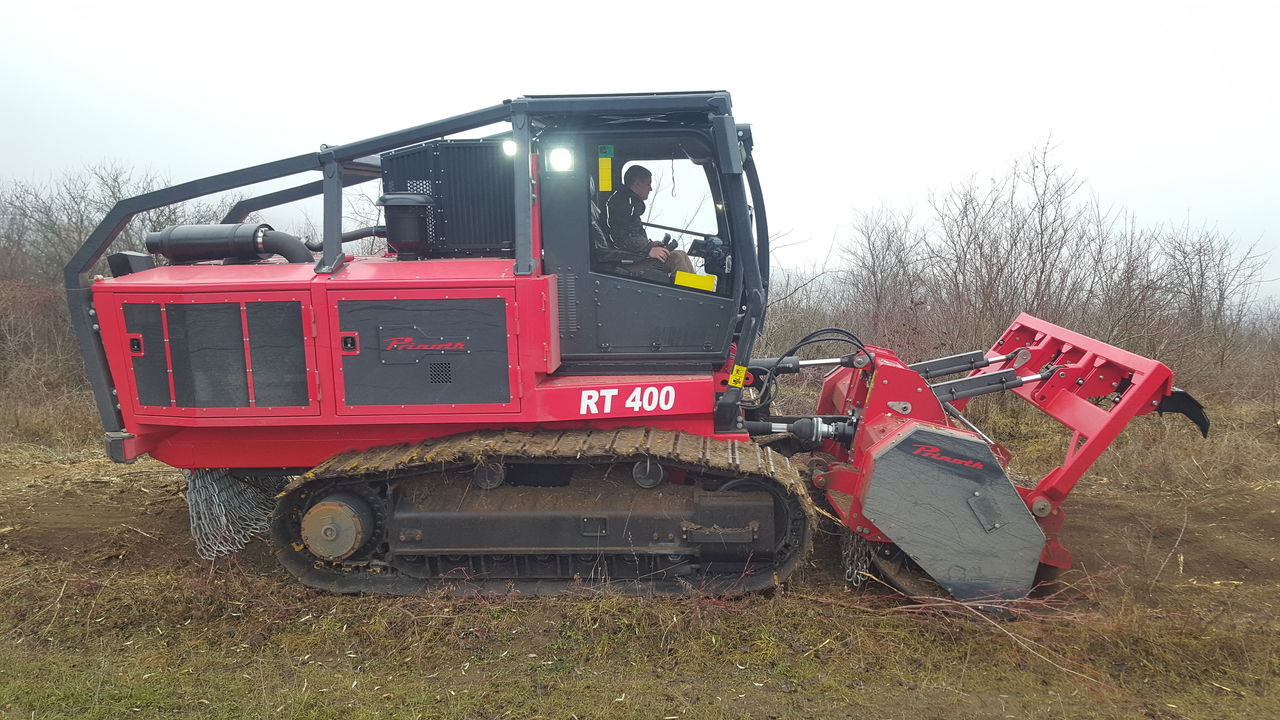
left=62, top=91, right=751, bottom=436
left=64, top=102, right=515, bottom=432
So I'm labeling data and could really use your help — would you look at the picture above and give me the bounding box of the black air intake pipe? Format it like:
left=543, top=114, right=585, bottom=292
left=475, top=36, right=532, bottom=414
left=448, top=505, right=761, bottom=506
left=145, top=223, right=313, bottom=264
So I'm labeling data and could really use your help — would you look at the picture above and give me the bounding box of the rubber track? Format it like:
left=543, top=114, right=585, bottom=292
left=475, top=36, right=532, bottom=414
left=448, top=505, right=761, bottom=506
left=274, top=428, right=816, bottom=596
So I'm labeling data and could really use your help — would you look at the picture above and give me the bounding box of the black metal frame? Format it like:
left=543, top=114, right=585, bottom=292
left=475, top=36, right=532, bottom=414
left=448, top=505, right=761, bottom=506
left=63, top=91, right=766, bottom=436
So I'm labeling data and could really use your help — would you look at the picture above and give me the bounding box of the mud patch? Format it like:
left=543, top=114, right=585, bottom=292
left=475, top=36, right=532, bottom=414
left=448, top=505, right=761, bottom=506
left=1, top=453, right=191, bottom=569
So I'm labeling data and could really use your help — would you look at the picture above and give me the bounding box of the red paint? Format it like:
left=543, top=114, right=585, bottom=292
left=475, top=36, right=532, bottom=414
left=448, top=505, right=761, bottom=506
left=91, top=257, right=721, bottom=468
left=808, top=317, right=1179, bottom=568
left=92, top=257, right=1179, bottom=574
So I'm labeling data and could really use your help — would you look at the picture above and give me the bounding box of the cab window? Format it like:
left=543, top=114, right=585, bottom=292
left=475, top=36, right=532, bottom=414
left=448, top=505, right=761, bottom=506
left=590, top=149, right=731, bottom=293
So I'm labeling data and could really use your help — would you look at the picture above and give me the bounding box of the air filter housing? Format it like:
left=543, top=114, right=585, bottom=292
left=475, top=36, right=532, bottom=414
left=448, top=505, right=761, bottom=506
left=380, top=139, right=515, bottom=258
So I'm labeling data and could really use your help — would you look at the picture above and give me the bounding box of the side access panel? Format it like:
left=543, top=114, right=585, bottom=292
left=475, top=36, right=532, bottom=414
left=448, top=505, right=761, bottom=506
left=330, top=289, right=519, bottom=414
left=99, top=292, right=320, bottom=418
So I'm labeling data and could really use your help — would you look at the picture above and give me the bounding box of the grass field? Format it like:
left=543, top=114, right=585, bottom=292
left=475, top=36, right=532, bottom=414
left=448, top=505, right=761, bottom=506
left=0, top=404, right=1276, bottom=719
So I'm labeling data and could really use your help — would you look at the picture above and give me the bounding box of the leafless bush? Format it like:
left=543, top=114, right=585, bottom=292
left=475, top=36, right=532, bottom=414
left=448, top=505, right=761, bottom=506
left=0, top=162, right=241, bottom=286
left=817, top=143, right=1271, bottom=399
left=0, top=163, right=243, bottom=446
left=837, top=208, right=932, bottom=358
left=0, top=151, right=1272, bottom=447
left=759, top=264, right=848, bottom=357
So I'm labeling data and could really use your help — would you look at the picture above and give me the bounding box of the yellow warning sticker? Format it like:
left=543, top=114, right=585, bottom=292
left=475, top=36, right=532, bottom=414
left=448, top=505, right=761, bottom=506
left=728, top=365, right=747, bottom=388
left=598, top=157, right=612, bottom=192
left=673, top=271, right=716, bottom=292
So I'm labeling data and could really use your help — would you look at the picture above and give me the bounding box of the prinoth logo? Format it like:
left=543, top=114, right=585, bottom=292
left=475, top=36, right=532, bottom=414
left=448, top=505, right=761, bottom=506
left=910, top=444, right=985, bottom=469
left=383, top=337, right=467, bottom=351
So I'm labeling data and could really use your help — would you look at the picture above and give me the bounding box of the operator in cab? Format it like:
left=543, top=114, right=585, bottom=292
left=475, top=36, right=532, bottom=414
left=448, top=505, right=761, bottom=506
left=602, top=165, right=695, bottom=281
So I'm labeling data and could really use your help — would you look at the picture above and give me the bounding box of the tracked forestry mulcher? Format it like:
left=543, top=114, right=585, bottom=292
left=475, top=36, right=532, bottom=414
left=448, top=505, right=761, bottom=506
left=65, top=92, right=1208, bottom=600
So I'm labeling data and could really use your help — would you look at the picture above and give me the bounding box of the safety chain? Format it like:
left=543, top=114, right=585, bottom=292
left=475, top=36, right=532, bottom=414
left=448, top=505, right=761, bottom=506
left=183, top=469, right=287, bottom=560
left=841, top=530, right=873, bottom=588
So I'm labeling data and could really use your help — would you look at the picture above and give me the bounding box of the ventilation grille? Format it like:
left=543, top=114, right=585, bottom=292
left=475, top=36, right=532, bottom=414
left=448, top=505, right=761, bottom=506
left=429, top=362, right=453, bottom=384
left=558, top=273, right=579, bottom=336
left=380, top=140, right=515, bottom=258
left=123, top=300, right=309, bottom=409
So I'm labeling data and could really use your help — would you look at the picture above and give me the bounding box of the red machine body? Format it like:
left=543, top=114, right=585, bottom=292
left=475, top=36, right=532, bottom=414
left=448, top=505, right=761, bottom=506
left=91, top=257, right=745, bottom=469
left=67, top=92, right=1207, bottom=599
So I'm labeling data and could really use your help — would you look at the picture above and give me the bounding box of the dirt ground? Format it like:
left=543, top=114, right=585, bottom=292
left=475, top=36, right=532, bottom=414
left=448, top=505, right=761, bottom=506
left=0, top=447, right=1276, bottom=719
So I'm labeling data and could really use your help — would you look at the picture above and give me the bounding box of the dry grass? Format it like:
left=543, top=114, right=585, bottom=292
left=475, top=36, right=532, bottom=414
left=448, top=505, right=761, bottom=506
left=0, top=551, right=1276, bottom=720
left=0, top=235, right=1274, bottom=720
left=0, top=395, right=1277, bottom=719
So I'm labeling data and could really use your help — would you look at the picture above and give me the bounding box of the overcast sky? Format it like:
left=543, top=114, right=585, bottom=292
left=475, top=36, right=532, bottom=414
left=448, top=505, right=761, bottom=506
left=3, top=1, right=1277, bottom=295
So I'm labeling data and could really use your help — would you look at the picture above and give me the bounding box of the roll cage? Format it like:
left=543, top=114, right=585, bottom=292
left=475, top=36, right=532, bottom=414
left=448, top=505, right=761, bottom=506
left=65, top=91, right=770, bottom=434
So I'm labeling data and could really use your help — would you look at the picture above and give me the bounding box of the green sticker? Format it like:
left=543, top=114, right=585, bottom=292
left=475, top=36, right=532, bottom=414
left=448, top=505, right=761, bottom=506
left=597, top=144, right=614, bottom=158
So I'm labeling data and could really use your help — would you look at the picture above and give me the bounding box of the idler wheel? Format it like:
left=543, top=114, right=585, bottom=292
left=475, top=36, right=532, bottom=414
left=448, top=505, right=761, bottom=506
left=631, top=458, right=666, bottom=489
left=472, top=463, right=506, bottom=490
left=300, top=492, right=375, bottom=561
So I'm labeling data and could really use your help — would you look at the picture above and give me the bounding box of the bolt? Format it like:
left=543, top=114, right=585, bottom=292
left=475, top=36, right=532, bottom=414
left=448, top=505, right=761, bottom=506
left=1058, top=371, right=1066, bottom=378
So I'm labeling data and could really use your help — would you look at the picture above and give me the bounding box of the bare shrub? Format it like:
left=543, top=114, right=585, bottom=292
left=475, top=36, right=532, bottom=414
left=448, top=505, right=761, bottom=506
left=823, top=144, right=1270, bottom=402
left=0, top=282, right=97, bottom=447
left=838, top=208, right=931, bottom=358
left=0, top=163, right=245, bottom=447
left=0, top=162, right=242, bottom=286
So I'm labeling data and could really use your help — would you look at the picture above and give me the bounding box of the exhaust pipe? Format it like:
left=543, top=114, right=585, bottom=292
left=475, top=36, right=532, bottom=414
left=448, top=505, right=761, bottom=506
left=145, top=223, right=313, bottom=264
